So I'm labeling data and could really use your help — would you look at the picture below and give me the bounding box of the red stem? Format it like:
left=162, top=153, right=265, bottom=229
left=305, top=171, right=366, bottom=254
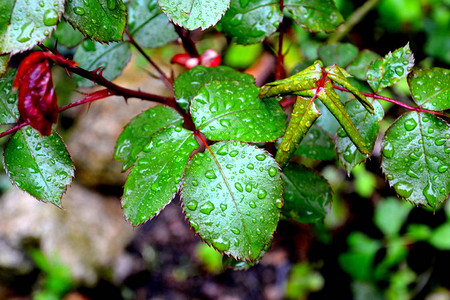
left=333, top=85, right=447, bottom=116
left=173, top=25, right=200, bottom=58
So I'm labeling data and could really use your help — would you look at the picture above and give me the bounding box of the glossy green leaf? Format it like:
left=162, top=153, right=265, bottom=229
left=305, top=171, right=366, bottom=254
left=122, top=126, right=198, bottom=226
left=284, top=0, right=344, bottom=33
left=314, top=100, right=339, bottom=135
left=74, top=40, right=131, bottom=87
left=53, top=20, right=84, bottom=48
left=218, top=0, right=282, bottom=45
left=317, top=81, right=370, bottom=155
left=114, top=106, right=183, bottom=171
left=318, top=43, right=358, bottom=67
left=0, top=54, right=9, bottom=75
left=159, top=0, right=230, bottom=30
left=347, top=50, right=380, bottom=81
left=381, top=112, right=450, bottom=207
left=326, top=64, right=373, bottom=113
left=295, top=124, right=336, bottom=160
left=367, top=43, right=415, bottom=92
left=174, top=65, right=255, bottom=111
left=65, top=0, right=127, bottom=42
left=336, top=98, right=384, bottom=173
left=429, top=223, right=450, bottom=250
left=374, top=197, right=411, bottom=237
left=259, top=60, right=323, bottom=99
left=0, top=67, right=19, bottom=124
left=408, top=68, right=450, bottom=111
left=191, top=80, right=286, bottom=142
left=282, top=163, right=332, bottom=223
left=0, top=0, right=65, bottom=54
left=127, top=0, right=177, bottom=48
left=4, top=127, right=74, bottom=207
left=276, top=96, right=320, bottom=167
left=182, top=141, right=283, bottom=260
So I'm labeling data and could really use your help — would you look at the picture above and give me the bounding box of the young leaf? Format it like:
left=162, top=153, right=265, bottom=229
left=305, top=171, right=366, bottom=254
left=0, top=54, right=9, bottom=76
left=0, top=67, right=19, bottom=124
left=174, top=65, right=255, bottom=111
left=374, top=197, right=411, bottom=237
left=64, top=0, right=127, bottom=42
left=316, top=81, right=370, bottom=155
left=367, top=43, right=415, bottom=92
left=218, top=0, right=283, bottom=45
left=74, top=40, right=131, bottom=87
left=0, top=0, right=65, bottom=54
left=53, top=20, right=84, bottom=48
left=408, top=68, right=449, bottom=112
left=336, top=98, right=384, bottom=173
left=276, top=96, right=321, bottom=167
left=122, top=126, right=199, bottom=226
left=182, top=141, right=283, bottom=261
left=159, top=0, right=230, bottom=30
left=318, top=43, right=359, bottom=67
left=190, top=80, right=286, bottom=142
left=114, top=106, right=183, bottom=171
left=346, top=50, right=380, bottom=81
left=282, top=163, right=332, bottom=223
left=127, top=0, right=178, bottom=48
left=4, top=127, right=74, bottom=207
left=429, top=223, right=450, bottom=250
left=381, top=112, right=450, bottom=207
left=295, top=125, right=336, bottom=160
left=284, top=0, right=344, bottom=33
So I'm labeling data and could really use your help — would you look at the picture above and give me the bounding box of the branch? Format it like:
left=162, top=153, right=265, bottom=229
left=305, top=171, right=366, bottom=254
left=327, top=0, right=381, bottom=44
left=125, top=30, right=174, bottom=90
left=173, top=25, right=200, bottom=58
left=333, top=85, right=447, bottom=116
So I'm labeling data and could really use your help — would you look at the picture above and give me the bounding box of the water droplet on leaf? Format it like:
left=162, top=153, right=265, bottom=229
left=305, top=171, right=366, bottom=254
left=200, top=201, right=215, bottom=215
left=394, top=181, right=413, bottom=198
left=404, top=118, right=417, bottom=131
left=268, top=167, right=277, bottom=177
left=205, top=170, right=217, bottom=179
left=186, top=200, right=198, bottom=211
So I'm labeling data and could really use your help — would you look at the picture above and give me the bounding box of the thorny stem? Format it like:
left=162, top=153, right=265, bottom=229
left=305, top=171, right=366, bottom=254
left=125, top=30, right=174, bottom=90
left=327, top=0, right=381, bottom=44
left=333, top=85, right=447, bottom=116
left=174, top=25, right=200, bottom=58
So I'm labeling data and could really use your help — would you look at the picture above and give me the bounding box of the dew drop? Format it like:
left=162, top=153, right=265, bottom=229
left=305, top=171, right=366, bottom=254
left=205, top=170, right=217, bottom=179
left=151, top=182, right=160, bottom=191
left=200, top=201, right=215, bottom=215
left=190, top=220, right=199, bottom=231
left=257, top=189, right=267, bottom=199
left=245, top=184, right=252, bottom=192
left=229, top=150, right=239, bottom=157
left=404, top=118, right=417, bottom=131
left=394, top=181, right=413, bottom=198
left=256, top=228, right=261, bottom=235
left=73, top=7, right=85, bottom=15
left=213, top=237, right=230, bottom=251
left=217, top=144, right=229, bottom=155
left=235, top=182, right=243, bottom=192
left=191, top=180, right=198, bottom=186
left=231, top=227, right=240, bottom=235
left=275, top=198, right=283, bottom=208
left=382, top=141, right=394, bottom=158
left=386, top=174, right=394, bottom=180
left=409, top=152, right=420, bottom=160
left=268, top=166, right=277, bottom=177
left=249, top=201, right=256, bottom=208
left=343, top=145, right=354, bottom=163
left=394, top=66, right=404, bottom=76
left=423, top=181, right=438, bottom=205
left=255, top=154, right=266, bottom=161
left=438, top=165, right=448, bottom=173
left=107, top=0, right=117, bottom=10
left=407, top=169, right=420, bottom=179
left=220, top=203, right=227, bottom=211
left=186, top=200, right=198, bottom=211
left=18, top=23, right=34, bottom=43
left=247, top=163, right=254, bottom=170
left=43, top=9, right=59, bottom=26
left=435, top=138, right=446, bottom=146
left=219, top=119, right=231, bottom=128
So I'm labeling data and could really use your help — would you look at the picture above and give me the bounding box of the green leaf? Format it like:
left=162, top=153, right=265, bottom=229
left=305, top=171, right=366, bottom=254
left=374, top=197, right=411, bottom=237
left=0, top=0, right=65, bottom=54
left=347, top=50, right=380, bottom=81
left=367, top=43, right=415, bottom=92
left=3, top=127, right=74, bottom=207
left=53, top=20, right=84, bottom=48
left=114, top=106, right=183, bottom=171
left=218, top=0, right=282, bottom=45
left=316, top=81, right=370, bottom=155
left=73, top=40, right=131, bottom=87
left=122, top=126, right=198, bottom=226
left=284, top=0, right=344, bottom=33
left=282, top=163, right=332, bottom=223
left=295, top=125, right=336, bottom=160
left=336, top=98, right=384, bottom=173
left=0, top=54, right=9, bottom=76
left=182, top=141, right=283, bottom=260
left=318, top=43, right=358, bottom=67
left=127, top=0, right=177, bottom=48
left=314, top=100, right=339, bottom=135
left=0, top=67, right=19, bottom=124
left=191, top=80, right=286, bottom=142
left=64, top=0, right=127, bottom=42
left=381, top=112, right=450, bottom=207
left=429, top=223, right=450, bottom=250
left=408, top=68, right=450, bottom=111
left=159, top=0, right=230, bottom=30
left=276, top=96, right=320, bottom=167
left=174, top=65, right=255, bottom=111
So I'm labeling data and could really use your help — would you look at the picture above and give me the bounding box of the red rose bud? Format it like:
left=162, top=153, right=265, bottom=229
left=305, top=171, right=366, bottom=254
left=200, top=49, right=221, bottom=67
left=13, top=52, right=58, bottom=136
left=171, top=49, right=221, bottom=69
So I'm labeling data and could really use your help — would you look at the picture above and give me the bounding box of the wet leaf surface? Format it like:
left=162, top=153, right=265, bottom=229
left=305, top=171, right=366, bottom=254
left=346, top=50, right=380, bottom=81
left=318, top=43, right=359, bottom=67
left=122, top=127, right=198, bottom=226
left=182, top=141, right=283, bottom=261
left=4, top=126, right=74, bottom=207
left=381, top=112, right=450, bottom=207
left=408, top=68, right=449, bottom=112
left=0, top=68, right=19, bottom=124
left=295, top=124, right=336, bottom=160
